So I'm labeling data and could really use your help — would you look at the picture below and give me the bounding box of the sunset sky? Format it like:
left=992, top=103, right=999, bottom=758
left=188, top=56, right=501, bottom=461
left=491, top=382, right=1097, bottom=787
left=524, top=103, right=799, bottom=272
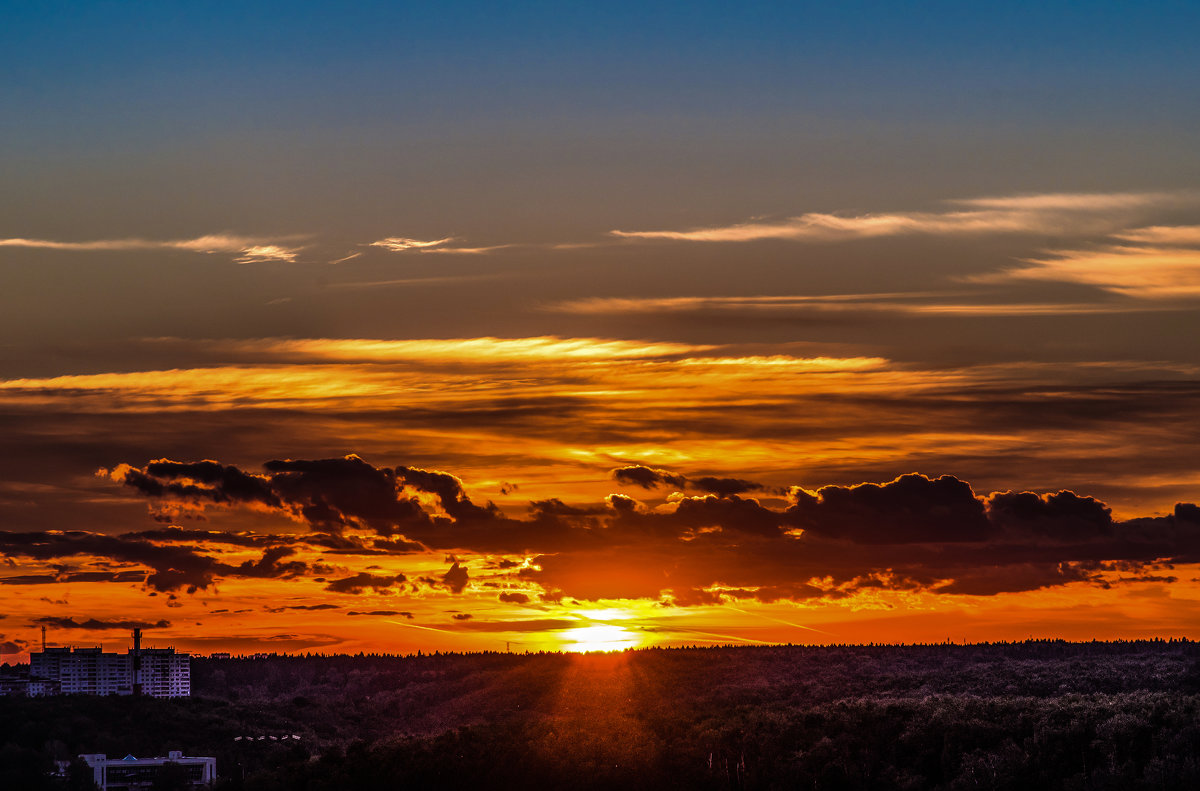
left=3, top=2, right=1200, bottom=660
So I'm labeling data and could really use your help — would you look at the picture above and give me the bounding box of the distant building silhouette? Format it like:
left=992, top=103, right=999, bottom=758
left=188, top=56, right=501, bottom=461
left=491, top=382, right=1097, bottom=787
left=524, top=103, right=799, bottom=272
left=27, top=629, right=190, bottom=697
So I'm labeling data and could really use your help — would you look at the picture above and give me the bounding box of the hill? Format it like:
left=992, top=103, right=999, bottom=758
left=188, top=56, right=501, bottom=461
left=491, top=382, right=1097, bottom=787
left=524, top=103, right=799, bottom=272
left=4, top=640, right=1200, bottom=789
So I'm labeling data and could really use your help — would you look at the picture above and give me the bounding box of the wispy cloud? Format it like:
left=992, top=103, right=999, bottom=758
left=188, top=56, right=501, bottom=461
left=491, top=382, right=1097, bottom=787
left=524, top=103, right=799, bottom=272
left=969, top=222, right=1200, bottom=299
left=609, top=191, right=1193, bottom=243
left=951, top=193, right=1184, bottom=211
left=971, top=246, right=1200, bottom=299
left=369, top=236, right=456, bottom=252
left=323, top=273, right=507, bottom=289
left=368, top=237, right=511, bottom=255
left=0, top=233, right=304, bottom=263
left=214, top=336, right=716, bottom=363
left=548, top=293, right=1169, bottom=317
left=327, top=251, right=363, bottom=265
left=550, top=293, right=945, bottom=313
left=233, top=245, right=299, bottom=264
left=1113, top=225, right=1200, bottom=245
left=419, top=244, right=513, bottom=254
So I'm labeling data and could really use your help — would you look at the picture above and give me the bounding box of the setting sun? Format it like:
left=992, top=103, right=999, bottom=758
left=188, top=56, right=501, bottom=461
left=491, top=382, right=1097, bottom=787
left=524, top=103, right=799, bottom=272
left=562, top=624, right=641, bottom=653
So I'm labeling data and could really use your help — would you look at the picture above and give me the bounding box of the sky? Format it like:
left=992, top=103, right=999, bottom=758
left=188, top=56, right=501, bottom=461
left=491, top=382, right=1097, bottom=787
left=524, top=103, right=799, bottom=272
left=2, top=2, right=1200, bottom=660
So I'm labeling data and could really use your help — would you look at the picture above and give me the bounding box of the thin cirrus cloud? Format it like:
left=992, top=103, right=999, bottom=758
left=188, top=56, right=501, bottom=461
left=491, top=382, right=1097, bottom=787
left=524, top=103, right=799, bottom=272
left=971, top=247, right=1200, bottom=299
left=547, top=294, right=1168, bottom=317
left=1113, top=225, right=1200, bottom=245
left=970, top=225, right=1200, bottom=299
left=368, top=236, right=512, bottom=254
left=609, top=191, right=1194, bottom=243
left=207, top=336, right=715, bottom=362
left=0, top=233, right=303, bottom=263
left=322, top=273, right=511, bottom=290
left=368, top=236, right=456, bottom=251
left=0, top=336, right=725, bottom=409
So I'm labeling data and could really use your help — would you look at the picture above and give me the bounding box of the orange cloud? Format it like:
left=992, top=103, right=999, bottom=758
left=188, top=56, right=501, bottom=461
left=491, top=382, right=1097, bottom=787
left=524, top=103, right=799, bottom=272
left=974, top=245, right=1200, bottom=299
left=0, top=233, right=304, bottom=263
left=610, top=191, right=1193, bottom=243
left=548, top=294, right=1167, bottom=317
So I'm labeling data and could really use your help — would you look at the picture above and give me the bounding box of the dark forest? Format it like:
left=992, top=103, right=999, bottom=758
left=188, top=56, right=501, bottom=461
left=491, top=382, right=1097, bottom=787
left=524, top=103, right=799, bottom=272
left=4, top=640, right=1200, bottom=789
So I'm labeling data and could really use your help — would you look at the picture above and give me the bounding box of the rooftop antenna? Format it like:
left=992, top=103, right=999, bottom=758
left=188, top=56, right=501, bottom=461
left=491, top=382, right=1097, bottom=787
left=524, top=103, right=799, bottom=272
left=132, top=628, right=143, bottom=697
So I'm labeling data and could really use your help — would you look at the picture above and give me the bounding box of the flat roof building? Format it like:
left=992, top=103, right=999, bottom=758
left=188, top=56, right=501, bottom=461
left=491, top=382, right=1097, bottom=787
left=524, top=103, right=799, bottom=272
left=77, top=752, right=215, bottom=790
left=28, top=630, right=190, bottom=698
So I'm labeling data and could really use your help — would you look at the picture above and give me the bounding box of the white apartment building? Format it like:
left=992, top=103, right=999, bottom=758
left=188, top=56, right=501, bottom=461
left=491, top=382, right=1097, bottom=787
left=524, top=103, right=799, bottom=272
left=138, top=648, right=191, bottom=697
left=29, top=646, right=190, bottom=697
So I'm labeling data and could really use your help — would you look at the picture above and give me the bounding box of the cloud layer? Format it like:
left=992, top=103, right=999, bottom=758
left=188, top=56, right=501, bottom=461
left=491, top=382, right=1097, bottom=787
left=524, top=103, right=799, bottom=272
left=80, top=455, right=1200, bottom=605
left=609, top=192, right=1194, bottom=243
left=0, top=234, right=303, bottom=263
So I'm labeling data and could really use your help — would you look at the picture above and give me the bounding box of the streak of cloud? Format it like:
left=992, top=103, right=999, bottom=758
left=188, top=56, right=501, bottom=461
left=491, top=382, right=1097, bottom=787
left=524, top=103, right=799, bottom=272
left=972, top=245, right=1200, bottom=299
left=0, top=233, right=304, bottom=263
left=1114, top=225, right=1200, bottom=245
left=548, top=294, right=1169, bottom=317
left=323, top=273, right=511, bottom=289
left=202, top=336, right=716, bottom=363
left=367, top=236, right=513, bottom=254
left=609, top=191, right=1193, bottom=243
left=326, top=252, right=363, bottom=265
left=368, top=236, right=455, bottom=251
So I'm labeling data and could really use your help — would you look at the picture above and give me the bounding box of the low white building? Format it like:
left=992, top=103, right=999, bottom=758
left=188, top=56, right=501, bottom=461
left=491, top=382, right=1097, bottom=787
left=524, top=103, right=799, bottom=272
left=78, top=752, right=216, bottom=790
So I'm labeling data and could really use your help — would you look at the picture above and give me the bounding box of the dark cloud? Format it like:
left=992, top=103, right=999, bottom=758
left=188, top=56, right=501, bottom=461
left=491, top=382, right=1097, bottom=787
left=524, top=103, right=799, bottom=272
left=527, top=499, right=610, bottom=518
left=609, top=463, right=768, bottom=494
left=264, top=456, right=426, bottom=533
left=0, top=640, right=27, bottom=654
left=442, top=562, right=469, bottom=594
left=445, top=617, right=582, bottom=632
left=265, top=603, right=340, bottom=613
left=122, top=459, right=280, bottom=508
left=690, top=477, right=765, bottom=497
left=106, top=456, right=1200, bottom=603
left=121, top=527, right=288, bottom=547
left=451, top=613, right=473, bottom=620
left=612, top=466, right=764, bottom=497
left=115, top=455, right=510, bottom=537
left=324, top=572, right=407, bottom=594
left=395, top=466, right=498, bottom=521
left=301, top=533, right=426, bottom=555
left=787, top=474, right=991, bottom=543
left=498, top=592, right=530, bottom=604
left=0, top=531, right=309, bottom=592
left=33, top=617, right=170, bottom=631
left=232, top=546, right=307, bottom=580
left=347, top=610, right=413, bottom=618
left=986, top=489, right=1113, bottom=541
left=369, top=537, right=426, bottom=553
left=1, top=569, right=146, bottom=585
left=933, top=563, right=1105, bottom=596
left=606, top=493, right=641, bottom=513
left=612, top=466, right=688, bottom=489
left=671, top=495, right=785, bottom=538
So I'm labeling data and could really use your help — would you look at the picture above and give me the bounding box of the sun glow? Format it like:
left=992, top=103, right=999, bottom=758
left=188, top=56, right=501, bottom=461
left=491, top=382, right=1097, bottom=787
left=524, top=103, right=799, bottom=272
left=562, top=624, right=640, bottom=653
